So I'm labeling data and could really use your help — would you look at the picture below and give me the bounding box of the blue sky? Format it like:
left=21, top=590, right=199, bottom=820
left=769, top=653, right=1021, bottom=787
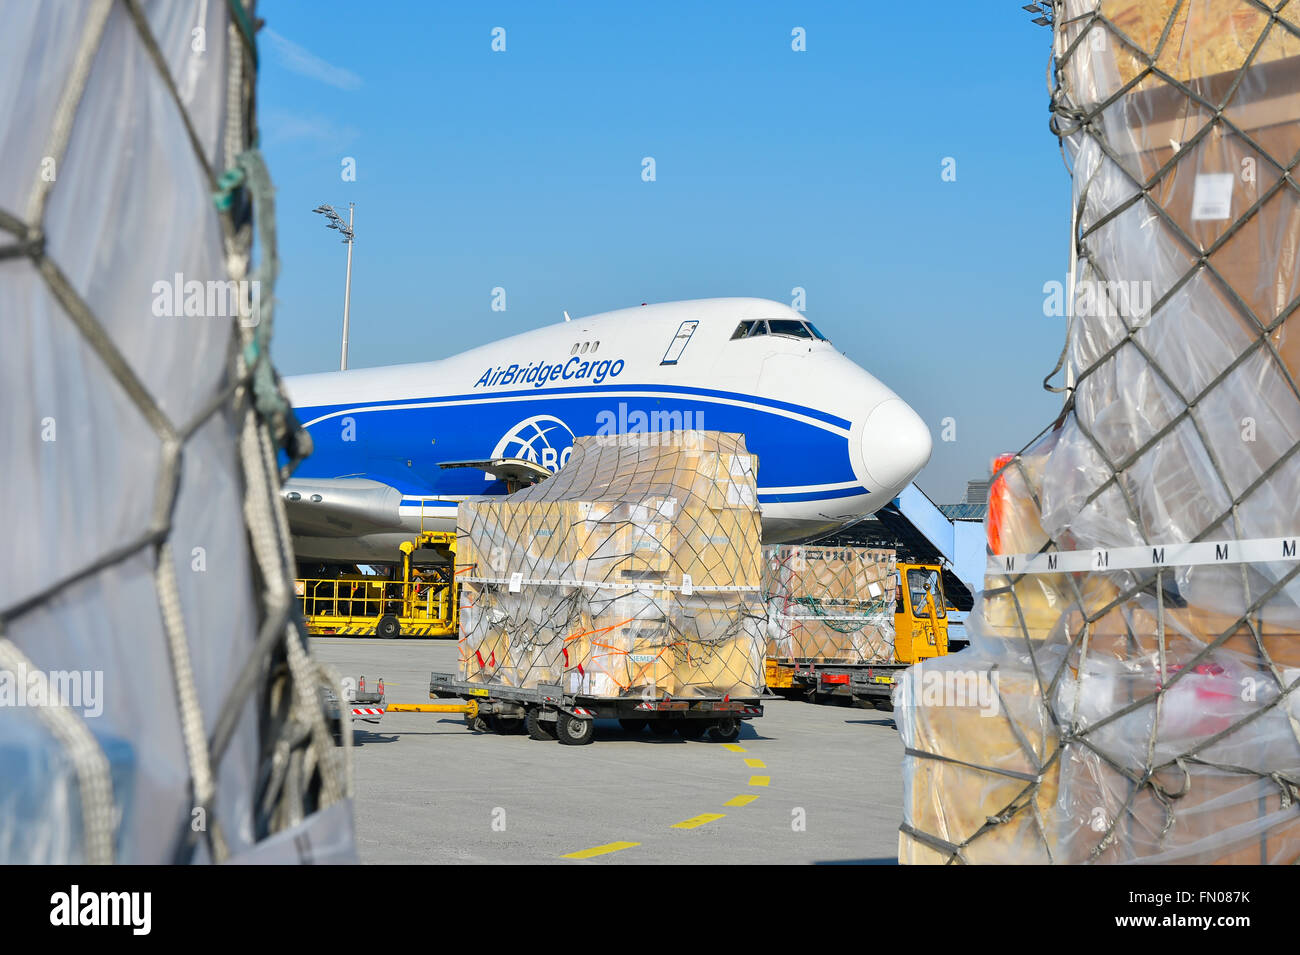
left=260, top=1, right=1068, bottom=503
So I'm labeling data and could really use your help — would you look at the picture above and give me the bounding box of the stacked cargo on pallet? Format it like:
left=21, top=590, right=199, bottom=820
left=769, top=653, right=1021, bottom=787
left=898, top=0, right=1300, bottom=864
left=764, top=545, right=897, bottom=663
left=455, top=431, right=767, bottom=698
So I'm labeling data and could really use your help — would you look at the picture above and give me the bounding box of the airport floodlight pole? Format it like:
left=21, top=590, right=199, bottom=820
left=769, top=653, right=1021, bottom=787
left=313, top=202, right=356, bottom=370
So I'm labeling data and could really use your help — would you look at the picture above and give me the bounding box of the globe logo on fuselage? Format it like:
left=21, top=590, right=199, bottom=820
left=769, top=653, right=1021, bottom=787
left=490, top=415, right=575, bottom=473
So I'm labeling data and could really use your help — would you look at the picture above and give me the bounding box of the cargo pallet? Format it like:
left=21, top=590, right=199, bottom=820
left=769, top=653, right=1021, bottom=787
left=765, top=659, right=901, bottom=710
left=429, top=671, right=763, bottom=746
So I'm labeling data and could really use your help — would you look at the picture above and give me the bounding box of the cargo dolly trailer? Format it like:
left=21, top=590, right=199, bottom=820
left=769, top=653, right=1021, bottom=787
left=764, top=658, right=904, bottom=709
left=429, top=671, right=762, bottom=745
left=765, top=561, right=953, bottom=710
left=323, top=675, right=389, bottom=743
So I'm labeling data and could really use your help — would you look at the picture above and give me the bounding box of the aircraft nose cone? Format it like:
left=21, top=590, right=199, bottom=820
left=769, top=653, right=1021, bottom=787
left=859, top=398, right=932, bottom=492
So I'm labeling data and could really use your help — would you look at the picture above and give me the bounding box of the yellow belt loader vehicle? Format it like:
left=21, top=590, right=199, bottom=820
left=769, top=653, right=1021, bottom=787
left=296, top=531, right=459, bottom=638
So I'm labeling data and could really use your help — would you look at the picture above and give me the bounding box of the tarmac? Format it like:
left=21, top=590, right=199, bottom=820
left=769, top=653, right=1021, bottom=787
left=312, top=636, right=904, bottom=864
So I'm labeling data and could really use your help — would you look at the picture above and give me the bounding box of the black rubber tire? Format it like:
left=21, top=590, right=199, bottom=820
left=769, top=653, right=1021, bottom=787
left=526, top=709, right=556, bottom=740
left=677, top=721, right=707, bottom=740
left=709, top=718, right=742, bottom=742
left=376, top=614, right=400, bottom=639
left=465, top=712, right=491, bottom=733
left=648, top=719, right=678, bottom=738
left=555, top=711, right=595, bottom=746
left=872, top=699, right=895, bottom=712
left=618, top=718, right=648, bottom=735
left=492, top=715, right=524, bottom=735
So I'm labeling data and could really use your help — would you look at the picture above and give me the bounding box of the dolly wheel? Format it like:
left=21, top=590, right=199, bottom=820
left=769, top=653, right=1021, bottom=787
left=465, top=712, right=491, bottom=733
left=709, top=719, right=742, bottom=742
left=526, top=709, right=556, bottom=740
left=377, top=614, right=400, bottom=639
left=492, top=716, right=524, bottom=735
left=555, top=711, right=595, bottom=746
left=617, top=718, right=648, bottom=735
left=677, top=721, right=707, bottom=740
left=648, top=719, right=677, bottom=738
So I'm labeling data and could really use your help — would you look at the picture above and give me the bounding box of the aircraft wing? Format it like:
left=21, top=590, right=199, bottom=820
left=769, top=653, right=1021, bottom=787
left=280, top=478, right=407, bottom=539
left=283, top=459, right=550, bottom=544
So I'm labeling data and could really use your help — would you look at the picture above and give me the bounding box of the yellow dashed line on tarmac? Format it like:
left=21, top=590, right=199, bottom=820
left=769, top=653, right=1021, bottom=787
left=562, top=841, right=641, bottom=859
left=671, top=812, right=726, bottom=830
left=563, top=738, right=768, bottom=859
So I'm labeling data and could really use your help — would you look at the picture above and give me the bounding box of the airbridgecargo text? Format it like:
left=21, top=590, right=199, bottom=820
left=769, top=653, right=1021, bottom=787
left=475, top=356, right=625, bottom=389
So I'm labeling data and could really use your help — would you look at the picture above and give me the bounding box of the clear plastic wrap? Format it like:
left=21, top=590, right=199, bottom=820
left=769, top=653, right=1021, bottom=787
left=763, top=545, right=896, bottom=663
left=898, top=0, right=1300, bottom=864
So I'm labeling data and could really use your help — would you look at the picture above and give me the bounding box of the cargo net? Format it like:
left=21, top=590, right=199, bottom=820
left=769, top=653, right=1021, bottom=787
left=898, top=0, right=1300, bottom=864
left=456, top=431, right=767, bottom=699
left=0, top=2, right=347, bottom=863
left=763, top=545, right=897, bottom=663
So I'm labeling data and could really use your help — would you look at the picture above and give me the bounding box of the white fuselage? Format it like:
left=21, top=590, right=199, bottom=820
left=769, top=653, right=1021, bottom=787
left=285, top=298, right=931, bottom=562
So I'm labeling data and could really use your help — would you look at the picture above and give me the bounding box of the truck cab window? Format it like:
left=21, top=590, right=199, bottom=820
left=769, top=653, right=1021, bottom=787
left=907, top=569, right=946, bottom=618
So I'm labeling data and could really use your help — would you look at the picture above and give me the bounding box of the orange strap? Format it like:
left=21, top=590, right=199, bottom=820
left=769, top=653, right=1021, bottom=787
left=564, top=618, right=634, bottom=643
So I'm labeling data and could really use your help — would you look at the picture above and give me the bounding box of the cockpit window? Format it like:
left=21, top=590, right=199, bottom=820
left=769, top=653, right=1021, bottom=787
left=768, top=319, right=813, bottom=339
left=733, top=318, right=831, bottom=344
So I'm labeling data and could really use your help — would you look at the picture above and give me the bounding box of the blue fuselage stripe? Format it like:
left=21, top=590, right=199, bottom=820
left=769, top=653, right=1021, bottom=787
left=757, top=487, right=869, bottom=504
left=302, top=382, right=853, bottom=431
left=291, top=384, right=861, bottom=499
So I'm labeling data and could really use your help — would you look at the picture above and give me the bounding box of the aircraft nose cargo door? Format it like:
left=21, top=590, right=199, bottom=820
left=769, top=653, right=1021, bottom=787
left=661, top=320, right=698, bottom=365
